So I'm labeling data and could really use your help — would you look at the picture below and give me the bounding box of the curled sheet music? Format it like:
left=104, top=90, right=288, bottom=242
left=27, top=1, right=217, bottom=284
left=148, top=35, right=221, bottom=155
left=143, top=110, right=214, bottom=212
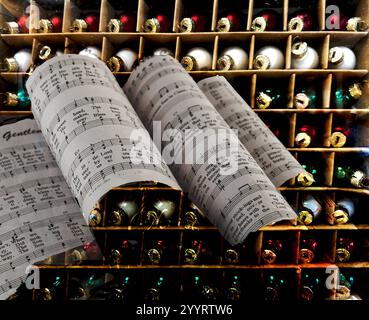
left=124, top=55, right=296, bottom=245
left=198, top=76, right=304, bottom=187
left=0, top=119, right=95, bottom=300
left=26, top=55, right=180, bottom=219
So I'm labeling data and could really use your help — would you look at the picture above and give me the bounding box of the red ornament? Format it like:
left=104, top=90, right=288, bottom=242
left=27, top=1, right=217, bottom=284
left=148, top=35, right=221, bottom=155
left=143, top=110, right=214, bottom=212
left=328, top=13, right=349, bottom=30
left=253, top=10, right=277, bottom=31
left=290, top=11, right=314, bottom=31
left=156, top=14, right=171, bottom=32
left=333, top=126, right=351, bottom=137
left=225, top=12, right=241, bottom=31
left=191, top=14, right=207, bottom=32
left=50, top=15, right=63, bottom=33
left=83, top=241, right=100, bottom=259
left=84, top=13, right=99, bottom=32
left=17, top=15, right=29, bottom=33
left=119, top=13, right=136, bottom=32
left=299, top=124, right=316, bottom=137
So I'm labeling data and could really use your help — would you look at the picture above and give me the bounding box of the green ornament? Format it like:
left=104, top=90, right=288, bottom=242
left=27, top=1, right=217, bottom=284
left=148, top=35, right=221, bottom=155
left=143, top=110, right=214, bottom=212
left=17, top=88, right=30, bottom=107
left=256, top=88, right=282, bottom=109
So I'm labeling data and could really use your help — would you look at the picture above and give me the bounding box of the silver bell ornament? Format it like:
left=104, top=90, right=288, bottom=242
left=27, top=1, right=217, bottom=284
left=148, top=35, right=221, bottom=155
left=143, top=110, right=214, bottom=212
left=153, top=199, right=176, bottom=220
left=107, top=48, right=138, bottom=72
left=253, top=46, right=284, bottom=70
left=1, top=48, right=32, bottom=72
left=217, top=46, right=248, bottom=70
left=153, top=47, right=174, bottom=57
left=78, top=46, right=102, bottom=60
left=181, top=47, right=212, bottom=71
left=329, top=46, right=356, bottom=70
left=111, top=200, right=139, bottom=225
left=291, top=41, right=319, bottom=69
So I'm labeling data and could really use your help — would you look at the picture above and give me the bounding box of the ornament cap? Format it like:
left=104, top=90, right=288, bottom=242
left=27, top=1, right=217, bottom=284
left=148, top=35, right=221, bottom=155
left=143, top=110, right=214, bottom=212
left=256, top=92, right=272, bottom=109
left=299, top=248, right=314, bottom=263
left=184, top=211, right=198, bottom=227
left=330, top=131, right=347, bottom=148
left=38, top=45, right=52, bottom=60
left=146, top=210, right=159, bottom=226
left=107, top=56, right=124, bottom=72
left=224, top=249, right=239, bottom=263
left=348, top=83, right=363, bottom=99
left=144, top=18, right=160, bottom=33
left=262, top=249, right=277, bottom=264
left=111, top=210, right=122, bottom=225
left=346, top=17, right=368, bottom=31
left=88, top=208, right=102, bottom=226
left=217, top=54, right=234, bottom=70
left=179, top=17, right=195, bottom=33
left=333, top=209, right=349, bottom=225
left=336, top=285, right=351, bottom=300
left=295, top=132, right=311, bottom=147
left=254, top=55, right=270, bottom=70
left=329, top=47, right=344, bottom=65
left=292, top=41, right=308, bottom=58
left=3, top=57, right=18, bottom=72
left=3, top=92, right=18, bottom=107
left=351, top=170, right=368, bottom=188
left=39, top=19, right=53, bottom=33
left=217, top=17, right=231, bottom=32
left=301, top=286, right=314, bottom=301
left=181, top=55, right=196, bottom=71
left=184, top=248, right=198, bottom=263
left=336, top=248, right=350, bottom=262
left=108, top=19, right=122, bottom=32
left=294, top=93, right=310, bottom=109
left=71, top=19, right=88, bottom=32
left=288, top=17, right=304, bottom=32
left=251, top=16, right=267, bottom=32
left=147, top=248, right=161, bottom=264
left=39, top=288, right=53, bottom=300
left=299, top=210, right=313, bottom=225
left=110, top=249, right=122, bottom=264
left=297, top=171, right=315, bottom=186
left=227, top=287, right=241, bottom=301
left=1, top=21, right=19, bottom=34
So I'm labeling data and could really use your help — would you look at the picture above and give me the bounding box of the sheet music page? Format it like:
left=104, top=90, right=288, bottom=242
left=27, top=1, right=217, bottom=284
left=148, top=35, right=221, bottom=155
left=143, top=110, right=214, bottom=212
left=26, top=55, right=180, bottom=219
left=124, top=55, right=296, bottom=245
left=0, top=119, right=95, bottom=300
left=198, top=76, right=304, bottom=187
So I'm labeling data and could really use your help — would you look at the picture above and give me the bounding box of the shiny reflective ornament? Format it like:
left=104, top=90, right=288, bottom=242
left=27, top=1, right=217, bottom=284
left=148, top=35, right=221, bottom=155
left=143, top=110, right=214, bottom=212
left=179, top=15, right=206, bottom=33
left=111, top=199, right=138, bottom=225
left=184, top=240, right=203, bottom=264
left=291, top=41, right=319, bottom=69
left=216, top=12, right=241, bottom=32
left=297, top=168, right=315, bottom=186
left=288, top=11, right=314, bottom=31
left=251, top=10, right=277, bottom=32
left=1, top=49, right=32, bottom=72
left=226, top=275, right=241, bottom=301
left=298, top=194, right=322, bottom=225
left=38, top=15, right=63, bottom=33
left=108, top=14, right=136, bottom=32
left=333, top=82, right=363, bottom=108
left=299, top=238, right=318, bottom=263
left=143, top=15, right=171, bottom=33
left=107, top=48, right=138, bottom=72
left=144, top=276, right=164, bottom=301
left=153, top=47, right=174, bottom=57
left=336, top=273, right=353, bottom=300
left=72, top=14, right=99, bottom=32
left=329, top=46, right=356, bottom=70
left=301, top=274, right=320, bottom=301
left=254, top=46, right=284, bottom=70
left=181, top=47, right=212, bottom=71
left=88, top=208, right=102, bottom=226
left=294, top=87, right=317, bottom=109
left=256, top=88, right=282, bottom=109
left=17, top=15, right=29, bottom=33
left=346, top=17, right=368, bottom=31
left=264, top=275, right=283, bottom=301
left=295, top=124, right=316, bottom=148
left=109, top=248, right=122, bottom=265
left=147, top=240, right=165, bottom=264
left=262, top=239, right=282, bottom=264
left=217, top=46, right=248, bottom=70
left=78, top=46, right=101, bottom=60
left=2, top=88, right=30, bottom=108
left=1, top=21, right=20, bottom=34
left=332, top=198, right=355, bottom=225
left=224, top=248, right=239, bottom=264
left=336, top=238, right=355, bottom=262
left=350, top=170, right=369, bottom=188
left=67, top=248, right=87, bottom=265
left=330, top=126, right=350, bottom=148
left=153, top=199, right=176, bottom=220
left=38, top=45, right=63, bottom=61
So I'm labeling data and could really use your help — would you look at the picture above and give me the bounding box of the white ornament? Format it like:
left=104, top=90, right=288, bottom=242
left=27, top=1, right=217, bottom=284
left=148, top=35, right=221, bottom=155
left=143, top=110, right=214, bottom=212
left=181, top=47, right=212, bottom=71
left=254, top=46, right=284, bottom=69
left=217, top=46, right=248, bottom=70
left=153, top=200, right=176, bottom=219
left=291, top=41, right=319, bottom=69
left=78, top=46, right=101, bottom=60
left=13, top=49, right=32, bottom=72
left=329, top=46, right=356, bottom=70
left=153, top=47, right=174, bottom=57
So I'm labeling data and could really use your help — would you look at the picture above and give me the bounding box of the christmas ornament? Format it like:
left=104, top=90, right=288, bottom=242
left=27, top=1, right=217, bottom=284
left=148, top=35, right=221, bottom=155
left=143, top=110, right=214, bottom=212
left=350, top=170, right=369, bottom=188
left=301, top=274, right=320, bottom=301
left=143, top=15, right=171, bottom=33
left=71, top=14, right=99, bottom=32
left=1, top=49, right=32, bottom=72
left=78, top=46, right=101, bottom=60
left=107, top=48, right=138, bottom=72
left=295, top=124, right=316, bottom=147
left=153, top=47, right=174, bottom=57
left=298, top=194, right=322, bottom=225
left=110, top=200, right=138, bottom=225
left=2, top=88, right=30, bottom=108
left=329, top=46, right=356, bottom=70
left=297, top=164, right=316, bottom=186
left=88, top=208, right=102, bottom=226
left=181, top=47, right=212, bottom=71
left=17, top=15, right=29, bottom=33
left=330, top=126, right=350, bottom=148
left=255, top=88, right=282, bottom=109
left=336, top=238, right=355, bottom=262
left=179, top=14, right=207, bottom=33
left=216, top=12, right=241, bottom=32
left=288, top=11, right=314, bottom=31
left=332, top=198, right=355, bottom=225
left=253, top=46, right=284, bottom=70
left=216, top=46, right=248, bottom=70
left=38, top=45, right=63, bottom=61
left=294, top=88, right=317, bottom=109
left=327, top=13, right=349, bottom=31
left=225, top=275, right=241, bottom=301
left=1, top=21, right=20, bottom=34
left=262, top=239, right=283, bottom=264
left=108, top=14, right=136, bottom=32
left=251, top=10, right=277, bottom=32
left=38, top=15, right=63, bottom=33
left=333, top=82, right=362, bottom=108
left=299, top=238, right=318, bottom=263
left=346, top=17, right=368, bottom=31
left=291, top=41, right=319, bottom=69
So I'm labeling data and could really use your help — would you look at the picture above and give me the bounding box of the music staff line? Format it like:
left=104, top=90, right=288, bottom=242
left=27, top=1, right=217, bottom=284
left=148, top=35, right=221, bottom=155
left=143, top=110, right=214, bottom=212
left=0, top=141, right=48, bottom=158
left=0, top=162, right=58, bottom=181
left=0, top=197, right=76, bottom=227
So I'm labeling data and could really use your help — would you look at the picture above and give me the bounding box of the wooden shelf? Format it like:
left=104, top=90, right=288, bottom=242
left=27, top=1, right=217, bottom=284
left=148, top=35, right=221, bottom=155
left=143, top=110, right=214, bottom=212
left=287, top=147, right=369, bottom=153
left=254, top=109, right=369, bottom=113
left=279, top=187, right=369, bottom=195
